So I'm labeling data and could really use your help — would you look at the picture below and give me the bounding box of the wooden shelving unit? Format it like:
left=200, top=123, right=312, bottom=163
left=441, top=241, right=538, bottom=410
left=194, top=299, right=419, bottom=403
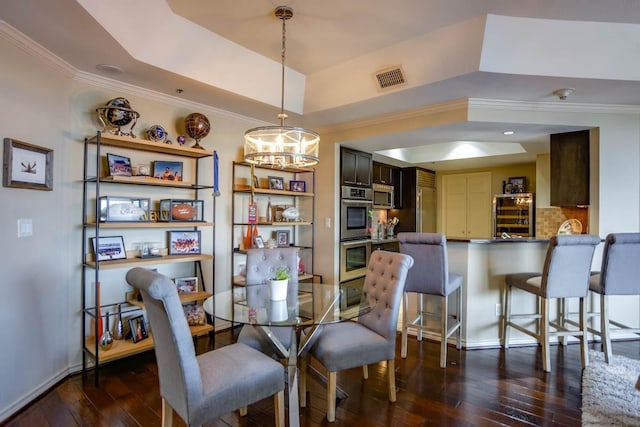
left=81, top=131, right=216, bottom=380
left=493, top=193, right=535, bottom=237
left=231, top=162, right=315, bottom=287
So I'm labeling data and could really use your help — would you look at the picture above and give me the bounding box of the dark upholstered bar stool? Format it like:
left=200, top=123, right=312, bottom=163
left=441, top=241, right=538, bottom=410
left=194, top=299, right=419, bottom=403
left=587, top=233, right=640, bottom=363
left=502, top=234, right=600, bottom=372
left=397, top=232, right=463, bottom=368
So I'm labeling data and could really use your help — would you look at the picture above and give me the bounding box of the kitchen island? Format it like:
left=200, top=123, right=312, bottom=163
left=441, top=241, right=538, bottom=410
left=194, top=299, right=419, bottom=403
left=448, top=238, right=550, bottom=348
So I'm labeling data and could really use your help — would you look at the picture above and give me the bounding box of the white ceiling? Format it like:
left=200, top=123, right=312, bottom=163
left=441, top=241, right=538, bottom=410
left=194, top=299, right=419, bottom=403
left=2, top=0, right=640, bottom=170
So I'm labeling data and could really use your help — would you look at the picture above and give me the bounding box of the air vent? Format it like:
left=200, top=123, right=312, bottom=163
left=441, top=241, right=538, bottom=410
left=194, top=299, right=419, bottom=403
left=417, top=169, right=436, bottom=188
left=373, top=66, right=407, bottom=91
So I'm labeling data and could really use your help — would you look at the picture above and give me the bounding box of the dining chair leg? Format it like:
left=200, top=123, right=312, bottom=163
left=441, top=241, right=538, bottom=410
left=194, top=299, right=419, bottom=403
left=387, top=359, right=396, bottom=401
left=456, top=287, right=462, bottom=350
left=327, top=371, right=337, bottom=422
left=440, top=295, right=448, bottom=368
left=274, top=390, right=285, bottom=427
left=401, top=292, right=409, bottom=358
left=417, top=294, right=424, bottom=341
left=579, top=296, right=589, bottom=369
left=362, top=364, right=368, bottom=379
left=600, top=294, right=612, bottom=363
left=161, top=398, right=173, bottom=427
left=299, top=356, right=307, bottom=407
left=503, top=284, right=512, bottom=348
left=541, top=297, right=551, bottom=372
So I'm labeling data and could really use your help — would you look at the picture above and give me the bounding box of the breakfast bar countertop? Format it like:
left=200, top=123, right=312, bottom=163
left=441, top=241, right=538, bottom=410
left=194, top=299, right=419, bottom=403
left=447, top=237, right=550, bottom=244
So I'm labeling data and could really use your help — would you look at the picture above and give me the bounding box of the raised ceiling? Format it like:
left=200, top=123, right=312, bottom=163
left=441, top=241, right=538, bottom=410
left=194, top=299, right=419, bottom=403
left=2, top=0, right=640, bottom=170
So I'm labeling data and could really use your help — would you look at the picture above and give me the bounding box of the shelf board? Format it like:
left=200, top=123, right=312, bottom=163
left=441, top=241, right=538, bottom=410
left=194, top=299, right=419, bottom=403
left=86, top=221, right=213, bottom=229
left=84, top=322, right=213, bottom=364
left=233, top=161, right=314, bottom=174
left=127, top=291, right=212, bottom=308
left=88, top=133, right=213, bottom=158
left=86, top=254, right=214, bottom=270
left=85, top=334, right=155, bottom=364
left=496, top=224, right=530, bottom=228
left=233, top=221, right=312, bottom=226
left=233, top=185, right=314, bottom=197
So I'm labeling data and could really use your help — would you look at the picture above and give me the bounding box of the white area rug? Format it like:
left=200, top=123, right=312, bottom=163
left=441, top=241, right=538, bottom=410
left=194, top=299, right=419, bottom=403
left=582, top=350, right=640, bottom=426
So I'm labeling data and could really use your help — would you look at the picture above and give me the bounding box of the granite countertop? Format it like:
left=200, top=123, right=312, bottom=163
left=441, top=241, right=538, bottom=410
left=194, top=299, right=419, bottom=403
left=370, top=238, right=399, bottom=244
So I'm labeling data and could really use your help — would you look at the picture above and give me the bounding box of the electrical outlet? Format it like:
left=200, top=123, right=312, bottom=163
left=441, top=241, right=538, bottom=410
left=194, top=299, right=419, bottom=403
left=495, top=303, right=502, bottom=317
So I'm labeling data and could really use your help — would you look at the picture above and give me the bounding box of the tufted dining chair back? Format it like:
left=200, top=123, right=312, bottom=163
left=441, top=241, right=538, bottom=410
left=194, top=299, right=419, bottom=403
left=237, top=248, right=299, bottom=357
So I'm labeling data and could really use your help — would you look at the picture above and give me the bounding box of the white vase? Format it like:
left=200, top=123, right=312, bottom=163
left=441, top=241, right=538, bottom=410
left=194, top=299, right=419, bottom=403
left=269, top=299, right=288, bottom=321
left=269, top=279, right=288, bottom=301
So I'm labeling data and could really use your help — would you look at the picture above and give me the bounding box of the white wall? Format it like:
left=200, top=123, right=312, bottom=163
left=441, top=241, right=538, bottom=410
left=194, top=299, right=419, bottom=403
left=0, top=32, right=75, bottom=420
left=0, top=27, right=262, bottom=421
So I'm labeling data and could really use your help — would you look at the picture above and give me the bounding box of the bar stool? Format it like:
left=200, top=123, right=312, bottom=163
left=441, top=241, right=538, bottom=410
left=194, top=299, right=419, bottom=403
left=502, top=234, right=600, bottom=372
left=587, top=233, right=640, bottom=363
left=397, top=232, right=462, bottom=368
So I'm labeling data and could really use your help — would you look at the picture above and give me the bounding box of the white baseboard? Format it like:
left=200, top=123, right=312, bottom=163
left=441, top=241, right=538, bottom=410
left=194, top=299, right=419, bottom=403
left=0, top=367, right=70, bottom=423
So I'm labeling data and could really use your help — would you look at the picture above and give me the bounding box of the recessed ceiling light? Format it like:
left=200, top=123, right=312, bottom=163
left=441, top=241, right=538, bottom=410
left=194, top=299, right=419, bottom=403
left=95, top=64, right=123, bottom=75
left=503, top=130, right=515, bottom=135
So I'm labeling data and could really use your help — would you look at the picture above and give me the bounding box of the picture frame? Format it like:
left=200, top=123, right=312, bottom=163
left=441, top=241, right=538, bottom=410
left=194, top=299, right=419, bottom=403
left=90, top=236, right=127, bottom=261
left=268, top=175, right=285, bottom=190
left=275, top=230, right=290, bottom=247
left=174, top=276, right=198, bottom=293
left=289, top=180, right=306, bottom=192
left=128, top=314, right=149, bottom=343
left=508, top=176, right=526, bottom=193
left=254, top=235, right=265, bottom=248
left=168, top=230, right=201, bottom=255
left=154, top=160, right=183, bottom=182
left=3, top=138, right=53, bottom=191
left=106, top=153, right=132, bottom=177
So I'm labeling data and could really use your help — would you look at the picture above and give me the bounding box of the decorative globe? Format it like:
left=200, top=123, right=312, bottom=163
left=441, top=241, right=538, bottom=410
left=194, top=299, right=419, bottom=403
left=104, top=97, right=135, bottom=127
left=184, top=113, right=210, bottom=149
left=146, top=125, right=168, bottom=143
left=176, top=134, right=186, bottom=145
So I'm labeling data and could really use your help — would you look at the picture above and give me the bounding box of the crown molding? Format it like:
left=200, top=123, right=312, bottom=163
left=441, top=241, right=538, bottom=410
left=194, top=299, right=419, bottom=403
left=468, top=98, right=640, bottom=115
left=0, top=20, right=76, bottom=77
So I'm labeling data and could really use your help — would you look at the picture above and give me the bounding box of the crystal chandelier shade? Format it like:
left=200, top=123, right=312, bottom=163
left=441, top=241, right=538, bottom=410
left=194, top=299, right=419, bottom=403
left=243, top=5, right=319, bottom=169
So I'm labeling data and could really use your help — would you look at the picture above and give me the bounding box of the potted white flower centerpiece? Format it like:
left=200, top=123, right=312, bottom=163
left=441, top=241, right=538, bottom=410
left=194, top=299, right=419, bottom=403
left=269, top=266, right=291, bottom=301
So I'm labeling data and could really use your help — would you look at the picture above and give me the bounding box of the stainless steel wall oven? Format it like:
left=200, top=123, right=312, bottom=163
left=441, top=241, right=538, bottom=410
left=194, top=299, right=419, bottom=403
left=339, top=239, right=371, bottom=282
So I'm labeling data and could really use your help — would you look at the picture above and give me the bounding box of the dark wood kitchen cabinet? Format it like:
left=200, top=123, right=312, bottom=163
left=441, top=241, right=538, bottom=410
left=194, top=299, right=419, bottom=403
left=372, top=161, right=394, bottom=185
left=550, top=130, right=590, bottom=206
left=341, top=147, right=372, bottom=187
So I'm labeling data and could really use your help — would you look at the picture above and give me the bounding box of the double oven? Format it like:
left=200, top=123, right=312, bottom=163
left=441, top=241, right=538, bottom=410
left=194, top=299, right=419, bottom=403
left=340, top=185, right=372, bottom=306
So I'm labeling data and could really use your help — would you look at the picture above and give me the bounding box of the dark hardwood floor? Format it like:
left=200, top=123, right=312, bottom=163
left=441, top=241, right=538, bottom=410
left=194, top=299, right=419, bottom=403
left=4, top=330, right=639, bottom=426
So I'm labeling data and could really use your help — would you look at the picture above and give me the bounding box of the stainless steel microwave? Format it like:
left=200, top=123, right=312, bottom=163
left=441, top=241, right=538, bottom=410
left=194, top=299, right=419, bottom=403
left=372, top=183, right=394, bottom=209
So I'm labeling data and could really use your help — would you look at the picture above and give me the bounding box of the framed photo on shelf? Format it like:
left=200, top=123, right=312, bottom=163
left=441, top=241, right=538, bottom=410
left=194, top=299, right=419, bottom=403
left=289, top=180, right=306, bottom=192
left=268, top=175, right=285, bottom=190
left=154, top=160, right=183, bottom=182
left=168, top=230, right=201, bottom=255
left=106, top=153, right=132, bottom=177
left=174, top=276, right=198, bottom=293
left=3, top=138, right=54, bottom=191
left=275, top=230, right=290, bottom=247
left=129, top=314, right=149, bottom=343
left=91, top=236, right=127, bottom=261
left=508, top=176, right=526, bottom=193
left=254, top=235, right=265, bottom=248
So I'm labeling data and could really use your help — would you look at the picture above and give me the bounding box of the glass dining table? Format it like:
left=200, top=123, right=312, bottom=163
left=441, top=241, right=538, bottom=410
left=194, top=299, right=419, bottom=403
left=204, top=281, right=368, bottom=427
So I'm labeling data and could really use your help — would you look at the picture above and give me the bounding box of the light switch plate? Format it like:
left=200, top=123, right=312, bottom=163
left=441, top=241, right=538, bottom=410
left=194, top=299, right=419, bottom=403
left=18, top=218, right=33, bottom=237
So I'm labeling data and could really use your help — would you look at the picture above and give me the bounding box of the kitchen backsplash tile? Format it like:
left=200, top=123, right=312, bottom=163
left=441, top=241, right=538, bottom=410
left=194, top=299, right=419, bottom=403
left=536, top=206, right=590, bottom=238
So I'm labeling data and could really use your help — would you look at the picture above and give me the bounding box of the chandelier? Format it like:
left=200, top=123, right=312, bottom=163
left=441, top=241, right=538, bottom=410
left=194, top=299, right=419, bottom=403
left=244, top=5, right=320, bottom=169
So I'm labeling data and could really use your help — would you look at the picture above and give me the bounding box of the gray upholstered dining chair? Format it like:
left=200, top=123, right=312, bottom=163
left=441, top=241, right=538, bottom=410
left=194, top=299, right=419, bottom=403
left=306, top=250, right=414, bottom=422
left=237, top=248, right=299, bottom=357
left=397, top=232, right=463, bottom=368
left=502, top=234, right=600, bottom=372
left=587, top=232, right=640, bottom=363
left=125, top=267, right=285, bottom=427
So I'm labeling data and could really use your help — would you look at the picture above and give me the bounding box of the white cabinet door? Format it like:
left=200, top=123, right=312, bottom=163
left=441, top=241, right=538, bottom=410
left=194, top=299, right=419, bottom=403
left=443, top=172, right=491, bottom=238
